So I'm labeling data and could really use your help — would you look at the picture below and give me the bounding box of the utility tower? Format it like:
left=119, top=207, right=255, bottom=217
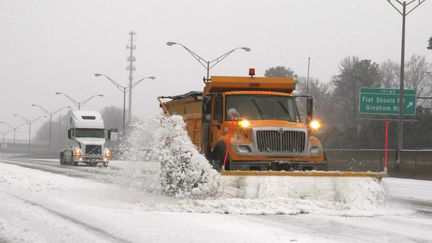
left=127, top=31, right=136, bottom=125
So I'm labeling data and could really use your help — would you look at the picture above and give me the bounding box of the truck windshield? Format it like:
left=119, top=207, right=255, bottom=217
left=226, top=95, right=300, bottom=122
left=75, top=128, right=105, bottom=138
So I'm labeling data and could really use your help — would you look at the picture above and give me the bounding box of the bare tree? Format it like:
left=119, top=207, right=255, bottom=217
left=332, top=56, right=380, bottom=127
left=405, top=55, right=432, bottom=96
left=381, top=55, right=432, bottom=106
left=379, top=59, right=399, bottom=88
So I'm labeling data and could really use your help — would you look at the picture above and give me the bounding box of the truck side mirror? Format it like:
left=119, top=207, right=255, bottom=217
left=306, top=98, right=313, bottom=122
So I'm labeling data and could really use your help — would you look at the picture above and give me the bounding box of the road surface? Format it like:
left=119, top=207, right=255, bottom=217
left=1, top=157, right=432, bottom=243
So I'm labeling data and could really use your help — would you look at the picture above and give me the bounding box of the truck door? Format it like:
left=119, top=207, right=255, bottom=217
left=210, top=95, right=224, bottom=149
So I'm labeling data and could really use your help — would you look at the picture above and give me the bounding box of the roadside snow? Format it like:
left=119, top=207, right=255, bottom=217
left=119, top=114, right=387, bottom=215
left=1, top=114, right=432, bottom=242
left=0, top=162, right=323, bottom=243
left=123, top=114, right=220, bottom=198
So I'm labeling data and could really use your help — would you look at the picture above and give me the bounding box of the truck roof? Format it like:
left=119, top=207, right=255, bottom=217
left=68, top=110, right=105, bottom=129
left=204, top=76, right=296, bottom=93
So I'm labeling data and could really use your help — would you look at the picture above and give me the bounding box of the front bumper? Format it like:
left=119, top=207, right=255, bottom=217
left=73, top=154, right=108, bottom=163
left=229, top=161, right=328, bottom=171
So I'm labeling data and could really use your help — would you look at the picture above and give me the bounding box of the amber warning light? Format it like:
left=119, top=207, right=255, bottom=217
left=249, top=68, right=255, bottom=77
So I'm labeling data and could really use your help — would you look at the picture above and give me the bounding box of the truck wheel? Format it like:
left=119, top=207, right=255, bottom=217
left=67, top=151, right=77, bottom=166
left=210, top=152, right=222, bottom=172
left=211, top=147, right=231, bottom=172
left=60, top=152, right=64, bottom=165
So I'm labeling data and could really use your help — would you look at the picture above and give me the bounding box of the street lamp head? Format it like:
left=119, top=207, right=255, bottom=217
left=55, top=92, right=62, bottom=95
left=149, top=76, right=156, bottom=80
left=97, top=94, right=104, bottom=97
left=31, top=104, right=36, bottom=107
left=94, top=73, right=102, bottom=77
left=166, top=42, right=177, bottom=46
left=241, top=47, right=251, bottom=52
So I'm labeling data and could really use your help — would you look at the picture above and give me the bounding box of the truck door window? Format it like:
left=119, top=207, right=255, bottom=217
left=214, top=96, right=223, bottom=123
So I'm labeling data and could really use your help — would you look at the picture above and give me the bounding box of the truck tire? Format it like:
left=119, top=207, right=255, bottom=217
left=211, top=146, right=231, bottom=172
left=66, top=151, right=77, bottom=166
left=210, top=151, right=222, bottom=172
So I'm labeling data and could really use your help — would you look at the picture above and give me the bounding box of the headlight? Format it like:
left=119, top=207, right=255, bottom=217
left=238, top=120, right=250, bottom=128
left=104, top=148, right=111, bottom=159
left=310, top=120, right=322, bottom=130
left=74, top=148, right=82, bottom=157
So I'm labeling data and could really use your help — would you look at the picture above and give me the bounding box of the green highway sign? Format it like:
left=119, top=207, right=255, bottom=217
left=359, top=87, right=416, bottom=115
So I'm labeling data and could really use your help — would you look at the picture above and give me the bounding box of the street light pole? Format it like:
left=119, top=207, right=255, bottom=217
left=306, top=57, right=311, bottom=94
left=386, top=0, right=426, bottom=169
left=56, top=92, right=104, bottom=110
left=14, top=114, right=47, bottom=154
left=32, top=104, right=70, bottom=151
left=13, top=127, right=16, bottom=155
left=0, top=122, right=13, bottom=157
left=14, top=114, right=30, bottom=153
left=1, top=131, right=11, bottom=158
left=94, top=73, right=155, bottom=130
left=10, top=123, right=26, bottom=155
left=166, top=42, right=251, bottom=82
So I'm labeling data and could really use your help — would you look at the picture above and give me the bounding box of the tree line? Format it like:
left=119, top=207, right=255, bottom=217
left=265, top=54, right=432, bottom=149
left=33, top=41, right=432, bottom=151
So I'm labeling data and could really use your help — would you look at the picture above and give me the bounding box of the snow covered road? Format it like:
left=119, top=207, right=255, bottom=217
left=1, top=158, right=432, bottom=243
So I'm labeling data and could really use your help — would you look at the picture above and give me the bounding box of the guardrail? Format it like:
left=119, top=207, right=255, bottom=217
left=326, top=149, right=432, bottom=180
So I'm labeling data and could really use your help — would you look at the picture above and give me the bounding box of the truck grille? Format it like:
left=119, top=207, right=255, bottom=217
left=85, top=145, right=102, bottom=155
left=256, top=130, right=306, bottom=153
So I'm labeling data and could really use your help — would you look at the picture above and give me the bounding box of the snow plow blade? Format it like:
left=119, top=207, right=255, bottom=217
left=220, top=170, right=387, bottom=180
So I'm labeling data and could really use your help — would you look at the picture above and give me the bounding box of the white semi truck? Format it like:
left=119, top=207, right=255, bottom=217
left=60, top=110, right=115, bottom=167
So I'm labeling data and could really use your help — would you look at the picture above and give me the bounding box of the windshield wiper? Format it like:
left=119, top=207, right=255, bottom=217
left=277, top=101, right=292, bottom=121
left=251, top=99, right=265, bottom=119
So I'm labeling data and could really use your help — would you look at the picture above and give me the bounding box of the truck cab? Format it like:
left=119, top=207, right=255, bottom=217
left=160, top=75, right=326, bottom=172
left=60, top=110, right=113, bottom=167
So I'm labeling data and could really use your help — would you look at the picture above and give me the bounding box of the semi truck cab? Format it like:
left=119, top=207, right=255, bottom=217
left=60, top=110, right=114, bottom=167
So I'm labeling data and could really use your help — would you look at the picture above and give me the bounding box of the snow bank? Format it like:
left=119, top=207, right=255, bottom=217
left=122, top=114, right=220, bottom=198
left=120, top=114, right=387, bottom=215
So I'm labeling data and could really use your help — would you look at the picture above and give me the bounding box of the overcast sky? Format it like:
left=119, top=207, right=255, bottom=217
left=0, top=0, right=431, bottom=139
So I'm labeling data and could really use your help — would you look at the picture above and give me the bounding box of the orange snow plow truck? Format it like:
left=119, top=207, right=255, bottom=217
left=158, top=72, right=386, bottom=179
